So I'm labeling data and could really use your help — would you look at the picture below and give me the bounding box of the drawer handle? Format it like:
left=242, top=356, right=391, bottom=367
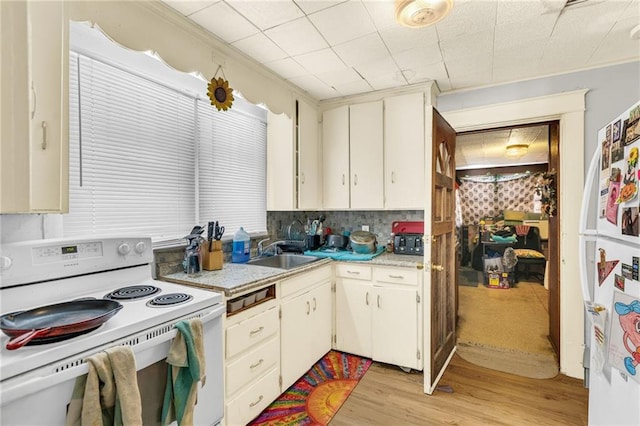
left=377, top=295, right=381, bottom=308
left=391, top=171, right=396, bottom=184
left=388, top=275, right=404, bottom=279
left=41, top=121, right=48, bottom=150
left=249, top=394, right=263, bottom=408
left=346, top=270, right=360, bottom=275
left=249, top=326, right=264, bottom=336
left=250, top=359, right=264, bottom=369
left=342, top=174, right=345, bottom=185
left=31, top=81, right=37, bottom=119
left=354, top=174, right=358, bottom=186
left=313, top=297, right=317, bottom=311
left=306, top=301, right=310, bottom=315
left=301, top=172, right=305, bottom=184
left=365, top=292, right=369, bottom=306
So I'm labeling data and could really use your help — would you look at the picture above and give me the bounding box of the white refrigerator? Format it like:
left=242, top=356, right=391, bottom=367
left=579, top=101, right=640, bottom=425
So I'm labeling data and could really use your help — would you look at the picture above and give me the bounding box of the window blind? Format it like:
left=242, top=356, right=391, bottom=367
left=197, top=99, right=267, bottom=235
left=64, top=50, right=268, bottom=242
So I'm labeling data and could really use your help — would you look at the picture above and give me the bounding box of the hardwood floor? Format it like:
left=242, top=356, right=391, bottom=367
left=331, top=354, right=588, bottom=425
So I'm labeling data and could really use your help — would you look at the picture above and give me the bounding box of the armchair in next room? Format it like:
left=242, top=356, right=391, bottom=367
left=512, top=226, right=546, bottom=283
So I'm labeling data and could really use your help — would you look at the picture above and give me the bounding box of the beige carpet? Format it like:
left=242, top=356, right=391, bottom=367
left=456, top=281, right=559, bottom=379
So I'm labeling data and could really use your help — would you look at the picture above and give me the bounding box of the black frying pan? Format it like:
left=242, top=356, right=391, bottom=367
left=1, top=299, right=123, bottom=350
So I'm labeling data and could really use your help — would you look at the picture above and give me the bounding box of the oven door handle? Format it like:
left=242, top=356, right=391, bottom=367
left=0, top=303, right=225, bottom=405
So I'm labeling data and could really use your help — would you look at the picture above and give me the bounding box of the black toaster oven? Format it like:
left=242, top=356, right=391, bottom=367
left=393, top=233, right=423, bottom=255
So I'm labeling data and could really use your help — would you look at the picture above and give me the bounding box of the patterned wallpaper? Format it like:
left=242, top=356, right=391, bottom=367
left=458, top=175, right=538, bottom=225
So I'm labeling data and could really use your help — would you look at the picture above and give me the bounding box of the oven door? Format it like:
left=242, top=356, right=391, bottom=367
left=0, top=304, right=224, bottom=426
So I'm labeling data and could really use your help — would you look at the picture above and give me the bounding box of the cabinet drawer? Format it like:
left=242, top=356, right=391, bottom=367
left=280, top=265, right=331, bottom=298
left=373, top=267, right=418, bottom=286
left=226, top=307, right=278, bottom=359
left=335, top=263, right=372, bottom=280
left=226, top=335, right=279, bottom=397
left=225, top=367, right=280, bottom=426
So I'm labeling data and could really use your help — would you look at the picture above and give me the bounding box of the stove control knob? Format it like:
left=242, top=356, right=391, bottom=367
left=117, top=243, right=131, bottom=256
left=134, top=241, right=147, bottom=254
left=0, top=256, right=12, bottom=271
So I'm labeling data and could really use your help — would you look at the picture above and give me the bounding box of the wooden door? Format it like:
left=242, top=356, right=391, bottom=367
left=423, top=107, right=457, bottom=394
left=548, top=121, right=560, bottom=358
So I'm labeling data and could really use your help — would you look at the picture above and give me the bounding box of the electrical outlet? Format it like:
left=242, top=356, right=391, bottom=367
left=361, top=225, right=369, bottom=232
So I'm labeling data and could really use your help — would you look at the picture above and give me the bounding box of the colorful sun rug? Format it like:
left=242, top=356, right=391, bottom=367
left=249, top=350, right=372, bottom=426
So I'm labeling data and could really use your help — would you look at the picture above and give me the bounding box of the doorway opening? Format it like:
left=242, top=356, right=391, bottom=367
left=454, top=121, right=560, bottom=378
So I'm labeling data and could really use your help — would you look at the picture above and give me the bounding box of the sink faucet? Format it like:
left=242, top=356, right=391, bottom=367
left=257, top=239, right=285, bottom=257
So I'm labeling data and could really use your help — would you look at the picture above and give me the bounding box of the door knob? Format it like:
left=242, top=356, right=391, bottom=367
left=431, top=264, right=444, bottom=271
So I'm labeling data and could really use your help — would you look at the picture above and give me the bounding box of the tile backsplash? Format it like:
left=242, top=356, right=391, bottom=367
left=267, top=210, right=424, bottom=244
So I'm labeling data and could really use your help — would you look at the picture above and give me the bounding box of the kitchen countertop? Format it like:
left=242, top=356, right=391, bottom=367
left=160, top=253, right=423, bottom=297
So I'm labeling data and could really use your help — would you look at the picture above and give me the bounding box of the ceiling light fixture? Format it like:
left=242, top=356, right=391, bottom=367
left=395, top=0, right=454, bottom=28
left=505, top=144, right=529, bottom=158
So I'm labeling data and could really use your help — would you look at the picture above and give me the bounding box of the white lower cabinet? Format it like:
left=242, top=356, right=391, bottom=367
left=335, top=263, right=422, bottom=370
left=280, top=266, right=332, bottom=390
left=224, top=300, right=280, bottom=426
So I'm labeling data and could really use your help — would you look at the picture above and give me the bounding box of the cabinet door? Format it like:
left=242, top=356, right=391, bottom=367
left=298, top=98, right=320, bottom=210
left=309, top=280, right=332, bottom=362
left=266, top=111, right=295, bottom=210
left=1, top=1, right=68, bottom=213
left=349, top=101, right=383, bottom=209
left=322, top=106, right=350, bottom=209
left=280, top=290, right=312, bottom=389
left=372, top=285, right=419, bottom=369
left=335, top=279, right=372, bottom=357
left=384, top=92, right=425, bottom=209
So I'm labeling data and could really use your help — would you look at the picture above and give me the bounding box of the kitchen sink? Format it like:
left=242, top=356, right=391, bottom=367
left=246, top=254, right=321, bottom=270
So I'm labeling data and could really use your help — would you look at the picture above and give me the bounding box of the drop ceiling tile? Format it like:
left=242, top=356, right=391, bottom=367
left=407, top=61, right=448, bottom=84
left=496, top=0, right=563, bottom=25
left=265, top=17, right=328, bottom=56
left=367, top=73, right=405, bottom=91
left=333, top=79, right=373, bottom=97
left=435, top=0, right=498, bottom=41
left=264, top=57, right=308, bottom=79
left=590, top=17, right=640, bottom=65
left=317, top=67, right=363, bottom=87
left=393, top=44, right=444, bottom=70
left=436, top=78, right=453, bottom=92
left=333, top=33, right=390, bottom=67
left=232, top=32, right=288, bottom=64
left=493, top=42, right=545, bottom=69
left=226, top=0, right=304, bottom=31
left=352, top=56, right=400, bottom=80
left=362, top=0, right=397, bottom=31
left=162, top=0, right=218, bottom=16
left=295, top=0, right=347, bottom=15
left=293, top=48, right=347, bottom=74
left=379, top=25, right=439, bottom=55
left=288, top=74, right=337, bottom=98
left=449, top=69, right=494, bottom=91
left=446, top=53, right=492, bottom=79
left=550, top=1, right=629, bottom=39
left=494, top=15, right=557, bottom=51
left=540, top=37, right=600, bottom=72
left=308, top=0, right=377, bottom=46
left=439, top=29, right=494, bottom=61
left=189, top=1, right=259, bottom=43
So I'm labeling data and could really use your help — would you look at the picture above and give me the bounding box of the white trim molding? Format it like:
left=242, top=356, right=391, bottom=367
left=441, top=89, right=588, bottom=379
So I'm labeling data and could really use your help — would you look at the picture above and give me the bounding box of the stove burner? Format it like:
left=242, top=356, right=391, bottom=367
left=147, top=293, right=193, bottom=307
left=105, top=285, right=160, bottom=301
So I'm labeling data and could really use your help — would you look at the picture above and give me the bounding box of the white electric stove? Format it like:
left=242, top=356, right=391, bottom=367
left=0, top=237, right=224, bottom=426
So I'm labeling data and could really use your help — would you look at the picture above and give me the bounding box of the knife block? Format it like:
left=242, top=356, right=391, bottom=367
left=203, top=240, right=223, bottom=271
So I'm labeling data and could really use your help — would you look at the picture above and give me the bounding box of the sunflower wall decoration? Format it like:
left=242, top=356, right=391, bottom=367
left=207, top=66, right=234, bottom=111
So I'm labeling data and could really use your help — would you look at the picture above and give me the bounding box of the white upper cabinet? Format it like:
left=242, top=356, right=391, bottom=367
left=1, top=1, right=69, bottom=213
left=297, top=99, right=320, bottom=210
left=349, top=101, right=384, bottom=209
left=322, top=105, right=350, bottom=209
left=384, top=92, right=425, bottom=209
left=266, top=111, right=295, bottom=211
